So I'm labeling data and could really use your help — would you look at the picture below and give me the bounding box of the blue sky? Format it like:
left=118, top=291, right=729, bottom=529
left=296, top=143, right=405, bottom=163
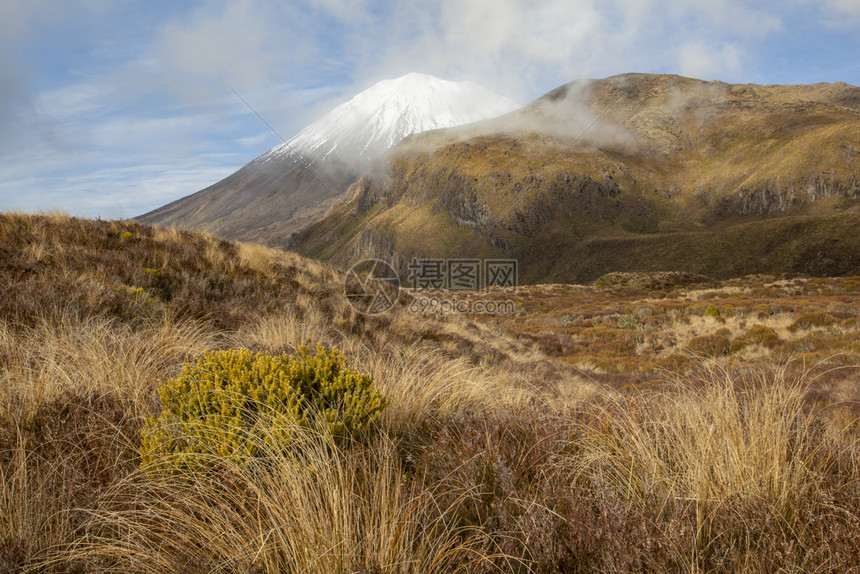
left=1, top=0, right=858, bottom=219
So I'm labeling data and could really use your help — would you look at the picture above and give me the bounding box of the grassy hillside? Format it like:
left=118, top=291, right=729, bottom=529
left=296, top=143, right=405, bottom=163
left=294, top=74, right=860, bottom=282
left=2, top=213, right=859, bottom=573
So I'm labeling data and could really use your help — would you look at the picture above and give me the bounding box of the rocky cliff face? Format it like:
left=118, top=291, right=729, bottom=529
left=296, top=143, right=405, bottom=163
left=352, top=160, right=628, bottom=238
left=716, top=174, right=860, bottom=216
left=505, top=172, right=624, bottom=236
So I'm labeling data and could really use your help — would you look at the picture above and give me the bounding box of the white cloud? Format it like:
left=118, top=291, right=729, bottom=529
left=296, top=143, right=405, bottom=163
left=314, top=0, right=787, bottom=100
left=0, top=80, right=269, bottom=219
left=678, top=42, right=742, bottom=80
left=827, top=0, right=860, bottom=16
left=819, top=0, right=860, bottom=28
left=156, top=1, right=330, bottom=103
left=34, top=83, right=108, bottom=119
left=0, top=0, right=118, bottom=149
left=158, top=1, right=280, bottom=98
left=144, top=0, right=798, bottom=114
left=0, top=156, right=241, bottom=219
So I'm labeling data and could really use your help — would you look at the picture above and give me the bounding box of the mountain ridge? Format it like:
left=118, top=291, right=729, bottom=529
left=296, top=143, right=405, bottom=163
left=291, top=73, right=860, bottom=282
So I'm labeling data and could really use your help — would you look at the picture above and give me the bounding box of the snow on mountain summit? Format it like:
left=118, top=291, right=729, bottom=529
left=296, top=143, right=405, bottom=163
left=264, top=73, right=520, bottom=166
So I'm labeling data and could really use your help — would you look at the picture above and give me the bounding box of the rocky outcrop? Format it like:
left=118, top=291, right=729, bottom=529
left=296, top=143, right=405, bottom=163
left=432, top=176, right=492, bottom=229
left=353, top=175, right=401, bottom=212
left=352, top=163, right=625, bottom=240
left=717, top=173, right=860, bottom=216
left=353, top=163, right=495, bottom=229
left=349, top=227, right=405, bottom=269
left=507, top=172, right=623, bottom=236
left=803, top=173, right=860, bottom=201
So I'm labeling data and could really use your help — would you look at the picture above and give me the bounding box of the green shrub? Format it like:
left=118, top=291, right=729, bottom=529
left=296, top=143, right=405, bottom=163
left=704, top=304, right=721, bottom=318
left=141, top=345, right=387, bottom=470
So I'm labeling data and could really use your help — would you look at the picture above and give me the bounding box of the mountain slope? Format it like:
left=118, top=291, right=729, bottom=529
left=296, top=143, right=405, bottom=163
left=292, top=73, right=860, bottom=282
left=137, top=74, right=519, bottom=246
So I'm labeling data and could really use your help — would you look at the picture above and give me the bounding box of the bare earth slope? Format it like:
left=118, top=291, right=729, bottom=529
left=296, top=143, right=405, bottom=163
left=136, top=153, right=351, bottom=248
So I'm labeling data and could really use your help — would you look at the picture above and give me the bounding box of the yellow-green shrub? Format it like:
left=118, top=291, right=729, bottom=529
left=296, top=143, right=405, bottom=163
left=140, top=345, right=387, bottom=469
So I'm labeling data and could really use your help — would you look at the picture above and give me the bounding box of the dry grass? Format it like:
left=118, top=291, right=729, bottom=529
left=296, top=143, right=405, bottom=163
left=1, top=213, right=859, bottom=573
left=231, top=309, right=334, bottom=353
left=0, top=311, right=216, bottom=421
left=61, top=422, right=489, bottom=574
left=0, top=308, right=215, bottom=571
left=577, top=364, right=832, bottom=516
left=562, top=363, right=860, bottom=572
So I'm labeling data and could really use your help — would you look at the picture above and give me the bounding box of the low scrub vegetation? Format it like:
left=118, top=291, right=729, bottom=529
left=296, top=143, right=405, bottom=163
left=1, top=213, right=858, bottom=573
left=460, top=271, right=860, bottom=377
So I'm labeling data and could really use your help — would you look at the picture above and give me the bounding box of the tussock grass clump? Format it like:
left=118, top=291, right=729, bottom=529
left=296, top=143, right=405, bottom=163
left=0, top=312, right=212, bottom=572
left=140, top=345, right=387, bottom=470
left=789, top=311, right=838, bottom=331
left=568, top=364, right=860, bottom=571
left=686, top=331, right=732, bottom=356
left=731, top=323, right=780, bottom=353
left=0, top=311, right=215, bottom=422
left=576, top=365, right=820, bottom=509
left=68, top=422, right=486, bottom=574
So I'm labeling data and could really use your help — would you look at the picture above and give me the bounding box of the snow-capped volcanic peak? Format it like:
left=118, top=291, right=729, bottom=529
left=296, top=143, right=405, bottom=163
left=265, top=73, right=520, bottom=166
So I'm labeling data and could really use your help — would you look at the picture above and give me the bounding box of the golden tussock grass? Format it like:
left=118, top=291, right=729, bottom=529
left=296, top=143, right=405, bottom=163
left=1, top=214, right=859, bottom=573
left=59, top=422, right=490, bottom=574
left=564, top=362, right=860, bottom=571
left=0, top=311, right=217, bottom=422
left=576, top=364, right=832, bottom=511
